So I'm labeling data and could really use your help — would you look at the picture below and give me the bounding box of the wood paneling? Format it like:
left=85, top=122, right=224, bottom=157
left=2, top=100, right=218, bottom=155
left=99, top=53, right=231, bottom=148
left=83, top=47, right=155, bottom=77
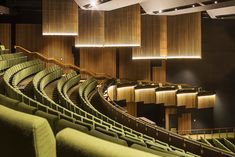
left=135, top=88, right=156, bottom=104
left=75, top=10, right=104, bottom=47
left=132, top=15, right=163, bottom=59
left=105, top=4, right=141, bottom=46
left=127, top=102, right=137, bottom=117
left=16, top=24, right=43, bottom=51
left=80, top=48, right=116, bottom=78
left=177, top=93, right=197, bottom=108
left=42, top=0, right=78, bottom=35
left=178, top=113, right=192, bottom=134
left=152, top=60, right=166, bottom=83
left=197, top=95, right=215, bottom=109
left=0, top=24, right=11, bottom=50
left=119, top=48, right=150, bottom=80
left=16, top=24, right=74, bottom=64
left=107, top=85, right=117, bottom=101
left=167, top=13, right=201, bottom=58
left=165, top=108, right=177, bottom=130
left=156, top=90, right=176, bottom=106
left=117, top=86, right=135, bottom=102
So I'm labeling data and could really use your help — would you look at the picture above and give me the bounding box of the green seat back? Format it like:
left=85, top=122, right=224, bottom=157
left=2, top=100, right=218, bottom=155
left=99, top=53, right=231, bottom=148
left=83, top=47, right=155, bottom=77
left=0, top=105, right=56, bottom=157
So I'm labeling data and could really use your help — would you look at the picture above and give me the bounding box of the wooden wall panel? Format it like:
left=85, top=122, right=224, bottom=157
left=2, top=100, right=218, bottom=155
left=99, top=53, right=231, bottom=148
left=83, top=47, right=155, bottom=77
left=167, top=13, right=201, bottom=58
left=197, top=95, right=215, bottom=109
left=156, top=90, right=176, bottom=106
left=132, top=15, right=162, bottom=59
left=105, top=4, right=141, bottom=46
left=135, top=88, right=156, bottom=104
left=80, top=48, right=116, bottom=78
left=165, top=108, right=177, bottom=130
left=107, top=85, right=117, bottom=101
left=119, top=48, right=150, bottom=80
left=75, top=10, right=104, bottom=47
left=117, top=86, right=135, bottom=102
left=152, top=60, right=166, bottom=83
left=16, top=24, right=74, bottom=64
left=178, top=113, right=192, bottom=134
left=42, top=0, right=78, bottom=35
left=177, top=93, right=197, bottom=108
left=0, top=24, right=11, bottom=50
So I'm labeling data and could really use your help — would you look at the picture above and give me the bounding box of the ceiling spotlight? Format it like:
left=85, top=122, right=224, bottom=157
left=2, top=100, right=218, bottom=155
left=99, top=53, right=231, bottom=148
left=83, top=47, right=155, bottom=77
left=214, top=1, right=218, bottom=4
left=175, top=8, right=178, bottom=11
left=192, top=4, right=195, bottom=8
left=90, top=0, right=97, bottom=7
left=159, top=10, right=162, bottom=13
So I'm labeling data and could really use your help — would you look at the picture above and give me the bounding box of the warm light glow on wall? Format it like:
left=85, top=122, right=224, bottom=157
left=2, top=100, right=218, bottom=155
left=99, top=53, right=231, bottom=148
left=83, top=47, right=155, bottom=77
left=75, top=44, right=104, bottom=48
left=43, top=33, right=78, bottom=36
left=177, top=92, right=198, bottom=108
left=132, top=56, right=201, bottom=60
left=42, top=0, right=78, bottom=36
left=197, top=94, right=216, bottom=109
left=135, top=88, right=156, bottom=104
left=75, top=44, right=140, bottom=48
left=156, top=90, right=177, bottom=106
left=117, top=86, right=135, bottom=102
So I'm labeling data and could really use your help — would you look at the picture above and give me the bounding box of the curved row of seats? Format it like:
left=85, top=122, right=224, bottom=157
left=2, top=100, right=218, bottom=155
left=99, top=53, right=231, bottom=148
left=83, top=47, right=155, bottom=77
left=3, top=60, right=193, bottom=157
left=1, top=59, right=174, bottom=156
left=0, top=54, right=234, bottom=157
left=0, top=96, right=163, bottom=157
left=87, top=79, right=235, bottom=157
left=199, top=138, right=235, bottom=153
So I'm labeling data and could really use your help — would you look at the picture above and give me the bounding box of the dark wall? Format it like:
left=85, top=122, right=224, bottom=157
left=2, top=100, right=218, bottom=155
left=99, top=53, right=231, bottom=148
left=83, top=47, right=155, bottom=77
left=167, top=19, right=235, bottom=128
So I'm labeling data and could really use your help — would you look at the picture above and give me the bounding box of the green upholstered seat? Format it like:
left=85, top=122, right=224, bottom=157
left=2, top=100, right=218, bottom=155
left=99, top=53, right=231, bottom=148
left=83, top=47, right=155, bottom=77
left=131, top=144, right=180, bottom=157
left=56, top=128, right=162, bottom=157
left=0, top=93, right=19, bottom=110
left=89, top=129, right=128, bottom=146
left=56, top=119, right=89, bottom=133
left=0, top=105, right=56, bottom=157
left=34, top=110, right=59, bottom=134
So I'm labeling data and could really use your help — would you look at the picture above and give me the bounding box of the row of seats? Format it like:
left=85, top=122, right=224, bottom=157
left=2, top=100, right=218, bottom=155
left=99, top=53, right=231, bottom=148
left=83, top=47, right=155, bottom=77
left=30, top=64, right=196, bottom=156
left=87, top=79, right=235, bottom=157
left=0, top=54, right=234, bottom=157
left=199, top=138, right=235, bottom=153
left=0, top=97, right=163, bottom=157
left=3, top=60, right=178, bottom=156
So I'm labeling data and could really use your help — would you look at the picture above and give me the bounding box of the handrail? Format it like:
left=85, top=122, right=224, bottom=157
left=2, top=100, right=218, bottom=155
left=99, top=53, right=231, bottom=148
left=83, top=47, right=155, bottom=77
left=14, top=45, right=113, bottom=79
left=178, top=127, right=235, bottom=135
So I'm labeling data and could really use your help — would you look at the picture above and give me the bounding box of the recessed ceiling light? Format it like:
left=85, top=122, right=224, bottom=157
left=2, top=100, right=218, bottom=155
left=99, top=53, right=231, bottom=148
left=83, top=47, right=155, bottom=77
left=90, top=0, right=97, bottom=7
left=159, top=10, right=162, bottom=13
left=192, top=4, right=195, bottom=8
left=214, top=1, right=218, bottom=4
left=175, top=8, right=178, bottom=11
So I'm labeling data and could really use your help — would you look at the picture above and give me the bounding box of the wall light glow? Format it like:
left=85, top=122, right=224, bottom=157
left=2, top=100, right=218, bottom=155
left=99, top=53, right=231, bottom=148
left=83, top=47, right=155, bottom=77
left=75, top=44, right=104, bottom=48
left=198, top=94, right=216, bottom=99
left=43, top=32, right=78, bottom=36
left=75, top=44, right=140, bottom=48
left=132, top=56, right=201, bottom=60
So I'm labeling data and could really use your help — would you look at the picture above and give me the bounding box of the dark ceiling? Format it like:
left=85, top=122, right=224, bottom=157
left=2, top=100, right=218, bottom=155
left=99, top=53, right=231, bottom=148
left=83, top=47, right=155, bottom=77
left=0, top=0, right=42, bottom=15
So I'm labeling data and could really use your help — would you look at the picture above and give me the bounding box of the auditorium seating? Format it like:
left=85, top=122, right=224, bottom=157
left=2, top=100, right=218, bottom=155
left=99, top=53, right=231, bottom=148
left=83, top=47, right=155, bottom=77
left=0, top=51, right=234, bottom=157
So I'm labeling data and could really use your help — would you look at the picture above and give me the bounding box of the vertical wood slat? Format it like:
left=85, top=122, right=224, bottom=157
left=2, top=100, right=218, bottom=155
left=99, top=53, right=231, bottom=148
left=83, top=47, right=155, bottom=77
left=132, top=15, right=161, bottom=59
left=105, top=4, right=141, bottom=46
left=79, top=48, right=116, bottom=78
left=75, top=10, right=105, bottom=47
left=152, top=60, right=166, bottom=83
left=119, top=48, right=150, bottom=80
left=0, top=24, right=11, bottom=50
left=42, top=0, right=78, bottom=35
left=135, top=88, right=156, bottom=104
left=167, top=12, right=201, bottom=58
left=16, top=24, right=74, bottom=64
